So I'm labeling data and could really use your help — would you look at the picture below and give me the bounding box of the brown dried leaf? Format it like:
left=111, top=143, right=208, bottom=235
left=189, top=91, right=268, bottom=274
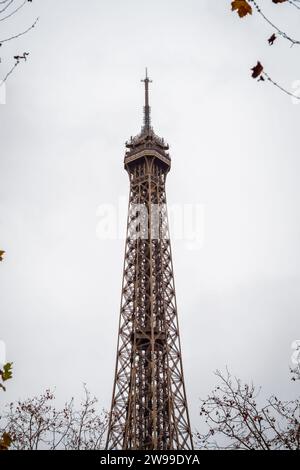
left=0, top=432, right=12, bottom=450
left=251, top=61, right=264, bottom=79
left=231, top=0, right=252, bottom=18
left=268, top=33, right=277, bottom=45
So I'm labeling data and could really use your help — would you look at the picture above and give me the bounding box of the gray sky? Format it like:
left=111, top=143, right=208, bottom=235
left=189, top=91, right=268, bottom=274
left=1, top=0, right=300, bottom=431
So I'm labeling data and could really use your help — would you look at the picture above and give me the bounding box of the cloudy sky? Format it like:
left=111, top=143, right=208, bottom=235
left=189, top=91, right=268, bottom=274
left=1, top=0, right=300, bottom=431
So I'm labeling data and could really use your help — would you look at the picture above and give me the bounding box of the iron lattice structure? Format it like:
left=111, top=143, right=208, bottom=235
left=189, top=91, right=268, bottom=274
left=106, top=71, right=193, bottom=450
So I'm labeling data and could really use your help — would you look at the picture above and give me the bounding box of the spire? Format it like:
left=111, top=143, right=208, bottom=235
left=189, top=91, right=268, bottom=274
left=141, top=67, right=152, bottom=133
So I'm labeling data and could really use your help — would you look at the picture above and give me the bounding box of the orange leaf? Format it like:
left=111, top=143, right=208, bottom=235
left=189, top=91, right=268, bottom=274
left=231, top=0, right=252, bottom=18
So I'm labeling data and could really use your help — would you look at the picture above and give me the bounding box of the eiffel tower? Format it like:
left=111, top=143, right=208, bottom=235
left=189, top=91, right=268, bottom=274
left=106, top=70, right=193, bottom=450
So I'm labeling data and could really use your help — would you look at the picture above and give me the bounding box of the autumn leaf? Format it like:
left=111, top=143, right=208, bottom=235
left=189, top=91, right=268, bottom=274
left=254, top=415, right=263, bottom=422
left=0, top=432, right=12, bottom=450
left=251, top=61, right=264, bottom=79
left=0, top=250, right=5, bottom=261
left=0, top=362, right=13, bottom=382
left=231, top=0, right=252, bottom=18
left=268, top=33, right=277, bottom=45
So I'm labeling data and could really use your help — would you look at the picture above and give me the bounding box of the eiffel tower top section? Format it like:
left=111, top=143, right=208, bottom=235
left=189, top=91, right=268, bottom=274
left=124, top=69, right=171, bottom=171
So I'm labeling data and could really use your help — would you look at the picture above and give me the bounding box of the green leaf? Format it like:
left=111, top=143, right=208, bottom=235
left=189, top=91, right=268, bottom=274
left=2, top=362, right=13, bottom=382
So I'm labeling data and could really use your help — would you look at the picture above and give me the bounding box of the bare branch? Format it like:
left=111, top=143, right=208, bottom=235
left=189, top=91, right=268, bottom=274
left=197, top=370, right=300, bottom=450
left=0, top=0, right=28, bottom=22
left=0, top=0, right=14, bottom=15
left=263, top=71, right=300, bottom=100
left=287, top=1, right=300, bottom=11
left=0, top=387, right=108, bottom=450
left=0, top=16, right=39, bottom=45
left=1, top=60, right=19, bottom=83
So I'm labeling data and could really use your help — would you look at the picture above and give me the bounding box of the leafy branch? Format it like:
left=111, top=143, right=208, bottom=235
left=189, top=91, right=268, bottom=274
left=231, top=0, right=300, bottom=100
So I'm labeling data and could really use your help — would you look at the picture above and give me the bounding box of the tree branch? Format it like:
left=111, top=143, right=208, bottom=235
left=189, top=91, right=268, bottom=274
left=0, top=0, right=28, bottom=22
left=263, top=71, right=300, bottom=100
left=250, top=0, right=300, bottom=46
left=0, top=0, right=14, bottom=15
left=0, top=16, right=39, bottom=45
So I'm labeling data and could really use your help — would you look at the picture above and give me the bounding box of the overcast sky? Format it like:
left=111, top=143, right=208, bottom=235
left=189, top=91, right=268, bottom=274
left=1, top=0, right=300, bottom=432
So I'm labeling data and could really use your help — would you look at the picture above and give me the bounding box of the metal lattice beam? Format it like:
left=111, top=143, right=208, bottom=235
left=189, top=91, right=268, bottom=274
left=105, top=73, right=193, bottom=450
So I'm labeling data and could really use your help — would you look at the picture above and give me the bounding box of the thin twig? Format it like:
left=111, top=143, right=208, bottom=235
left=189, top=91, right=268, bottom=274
left=250, top=0, right=300, bottom=46
left=0, top=0, right=27, bottom=22
left=0, top=0, right=14, bottom=14
left=288, top=0, right=300, bottom=11
left=0, top=16, right=39, bottom=44
left=1, top=60, right=19, bottom=84
left=263, top=71, right=300, bottom=100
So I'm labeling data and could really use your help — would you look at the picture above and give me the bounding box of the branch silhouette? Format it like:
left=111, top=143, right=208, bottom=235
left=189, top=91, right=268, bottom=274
left=0, top=0, right=28, bottom=22
left=250, top=0, right=300, bottom=46
left=0, top=0, right=14, bottom=15
left=0, top=0, right=38, bottom=85
left=0, top=16, right=39, bottom=45
left=231, top=0, right=300, bottom=100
